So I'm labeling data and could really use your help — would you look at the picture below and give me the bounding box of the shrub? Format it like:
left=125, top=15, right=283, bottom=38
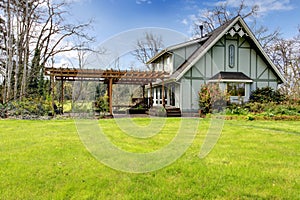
left=226, top=103, right=249, bottom=115
left=246, top=114, right=255, bottom=121
left=246, top=102, right=270, bottom=113
left=0, top=97, right=52, bottom=118
left=94, top=96, right=109, bottom=116
left=249, top=87, right=286, bottom=103
left=198, top=84, right=227, bottom=114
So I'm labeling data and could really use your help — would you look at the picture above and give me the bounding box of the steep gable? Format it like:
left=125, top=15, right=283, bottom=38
left=169, top=16, right=285, bottom=84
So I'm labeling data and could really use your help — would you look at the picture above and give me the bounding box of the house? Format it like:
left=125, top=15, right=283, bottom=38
left=146, top=16, right=285, bottom=113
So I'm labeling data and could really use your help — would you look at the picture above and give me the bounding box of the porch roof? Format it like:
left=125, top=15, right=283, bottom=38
left=209, top=72, right=253, bottom=83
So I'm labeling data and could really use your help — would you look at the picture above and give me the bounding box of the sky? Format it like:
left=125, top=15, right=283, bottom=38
left=69, top=0, right=300, bottom=41
left=59, top=0, right=300, bottom=69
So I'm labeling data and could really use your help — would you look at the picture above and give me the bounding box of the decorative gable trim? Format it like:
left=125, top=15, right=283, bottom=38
left=227, top=22, right=249, bottom=37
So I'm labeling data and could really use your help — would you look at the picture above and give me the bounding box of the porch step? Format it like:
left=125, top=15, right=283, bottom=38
left=165, top=106, right=181, bottom=117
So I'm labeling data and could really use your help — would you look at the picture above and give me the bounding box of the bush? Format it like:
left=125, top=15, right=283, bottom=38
left=198, top=84, right=227, bottom=114
left=246, top=114, right=255, bottom=121
left=246, top=102, right=271, bottom=113
left=0, top=97, right=52, bottom=118
left=249, top=87, right=286, bottom=103
left=225, top=99, right=300, bottom=119
left=226, top=104, right=249, bottom=115
left=94, top=96, right=109, bottom=116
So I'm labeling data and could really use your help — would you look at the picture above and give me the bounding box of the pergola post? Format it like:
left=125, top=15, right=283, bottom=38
left=150, top=82, right=153, bottom=107
left=142, top=85, right=145, bottom=105
left=60, top=78, right=64, bottom=114
left=108, top=78, right=113, bottom=115
left=50, top=74, right=55, bottom=112
left=162, top=78, right=165, bottom=107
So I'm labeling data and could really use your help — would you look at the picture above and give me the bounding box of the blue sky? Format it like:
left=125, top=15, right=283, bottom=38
left=69, top=0, right=300, bottom=43
left=60, top=0, right=299, bottom=69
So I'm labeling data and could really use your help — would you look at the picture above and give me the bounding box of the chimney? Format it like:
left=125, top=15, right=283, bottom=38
left=199, top=25, right=204, bottom=38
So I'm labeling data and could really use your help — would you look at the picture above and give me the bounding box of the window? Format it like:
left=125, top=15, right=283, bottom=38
left=155, top=88, right=158, bottom=104
left=228, top=44, right=235, bottom=68
left=227, top=83, right=245, bottom=96
left=156, top=63, right=163, bottom=71
left=159, top=87, right=162, bottom=104
left=170, top=85, right=175, bottom=106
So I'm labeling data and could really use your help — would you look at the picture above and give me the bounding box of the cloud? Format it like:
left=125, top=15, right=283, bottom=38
left=136, top=0, right=152, bottom=4
left=181, top=18, right=188, bottom=25
left=181, top=0, right=294, bottom=35
left=183, top=0, right=200, bottom=10
left=214, top=0, right=294, bottom=15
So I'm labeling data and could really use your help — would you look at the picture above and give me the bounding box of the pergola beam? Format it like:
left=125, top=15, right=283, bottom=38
left=45, top=67, right=167, bottom=81
left=45, top=67, right=168, bottom=115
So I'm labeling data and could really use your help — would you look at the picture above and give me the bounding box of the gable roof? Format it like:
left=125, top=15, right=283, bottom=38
left=146, top=36, right=208, bottom=64
left=156, top=16, right=285, bottom=84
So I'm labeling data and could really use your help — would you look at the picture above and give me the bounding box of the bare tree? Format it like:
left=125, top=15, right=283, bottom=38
left=192, top=0, right=259, bottom=35
left=190, top=0, right=281, bottom=52
left=0, top=0, right=95, bottom=103
left=3, top=0, right=14, bottom=102
left=27, top=0, right=94, bottom=97
left=69, top=38, right=100, bottom=107
left=131, top=32, right=164, bottom=70
left=268, top=29, right=300, bottom=98
left=1, top=0, right=33, bottom=101
left=250, top=20, right=281, bottom=51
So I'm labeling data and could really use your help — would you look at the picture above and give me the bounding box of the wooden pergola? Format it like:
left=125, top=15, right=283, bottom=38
left=45, top=67, right=168, bottom=115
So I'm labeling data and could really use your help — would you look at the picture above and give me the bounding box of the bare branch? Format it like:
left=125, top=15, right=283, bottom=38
left=192, top=0, right=259, bottom=36
left=131, top=32, right=164, bottom=70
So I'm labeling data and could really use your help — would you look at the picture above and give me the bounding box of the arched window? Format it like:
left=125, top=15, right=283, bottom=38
left=228, top=44, right=235, bottom=68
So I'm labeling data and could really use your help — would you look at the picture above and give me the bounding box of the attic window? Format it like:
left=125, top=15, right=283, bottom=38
left=228, top=44, right=235, bottom=68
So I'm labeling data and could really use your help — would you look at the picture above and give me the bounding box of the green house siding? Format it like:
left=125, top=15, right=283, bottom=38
left=148, top=18, right=283, bottom=112
left=178, top=34, right=280, bottom=111
left=239, top=48, right=251, bottom=76
left=173, top=43, right=200, bottom=71
left=212, top=46, right=224, bottom=72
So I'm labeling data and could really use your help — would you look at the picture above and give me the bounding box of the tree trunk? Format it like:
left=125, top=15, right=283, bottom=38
left=4, top=0, right=13, bottom=103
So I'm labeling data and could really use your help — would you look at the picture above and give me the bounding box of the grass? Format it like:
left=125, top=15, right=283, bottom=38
left=0, top=118, right=299, bottom=199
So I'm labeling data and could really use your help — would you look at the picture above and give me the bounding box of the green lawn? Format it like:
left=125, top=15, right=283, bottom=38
left=0, top=118, right=299, bottom=199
